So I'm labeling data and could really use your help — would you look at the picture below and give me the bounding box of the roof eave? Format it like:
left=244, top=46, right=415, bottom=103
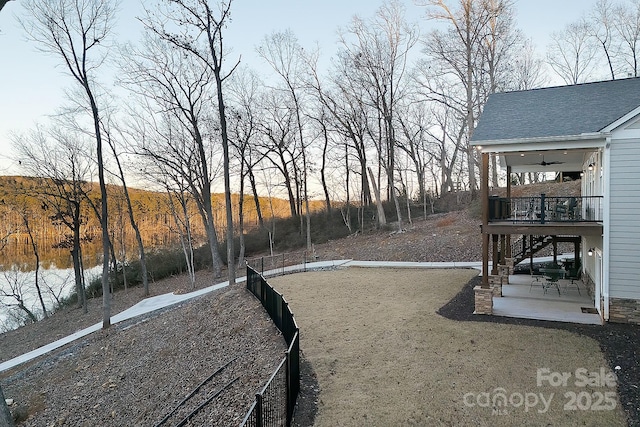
left=472, top=132, right=608, bottom=153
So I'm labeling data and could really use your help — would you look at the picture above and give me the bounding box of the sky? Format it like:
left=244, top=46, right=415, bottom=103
left=0, top=0, right=599, bottom=175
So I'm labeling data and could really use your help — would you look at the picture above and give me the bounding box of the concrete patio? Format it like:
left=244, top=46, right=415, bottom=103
left=492, top=273, right=602, bottom=325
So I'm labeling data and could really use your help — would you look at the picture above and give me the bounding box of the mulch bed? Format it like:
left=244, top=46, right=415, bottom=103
left=438, top=275, right=640, bottom=427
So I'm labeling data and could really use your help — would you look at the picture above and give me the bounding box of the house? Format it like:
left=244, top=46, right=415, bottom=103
left=471, top=77, right=640, bottom=325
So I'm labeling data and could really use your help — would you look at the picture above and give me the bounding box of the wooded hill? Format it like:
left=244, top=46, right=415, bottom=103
left=0, top=176, right=324, bottom=268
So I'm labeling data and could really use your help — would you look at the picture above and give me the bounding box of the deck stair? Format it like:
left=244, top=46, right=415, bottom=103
left=512, top=235, right=554, bottom=265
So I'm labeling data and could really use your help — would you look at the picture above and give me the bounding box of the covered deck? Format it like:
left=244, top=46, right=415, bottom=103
left=474, top=146, right=605, bottom=321
left=492, top=273, right=601, bottom=325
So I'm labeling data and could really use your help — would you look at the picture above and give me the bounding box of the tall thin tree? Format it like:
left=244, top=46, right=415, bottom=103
left=21, top=0, right=118, bottom=328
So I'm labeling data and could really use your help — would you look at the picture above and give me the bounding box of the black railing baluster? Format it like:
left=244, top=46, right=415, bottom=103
left=488, top=195, right=603, bottom=224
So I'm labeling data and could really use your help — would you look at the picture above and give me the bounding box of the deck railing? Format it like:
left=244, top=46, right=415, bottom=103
left=489, top=194, right=603, bottom=223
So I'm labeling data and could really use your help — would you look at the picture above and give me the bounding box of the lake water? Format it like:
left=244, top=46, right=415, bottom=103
left=0, top=265, right=102, bottom=333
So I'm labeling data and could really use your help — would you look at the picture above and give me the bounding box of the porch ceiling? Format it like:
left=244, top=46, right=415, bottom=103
left=498, top=149, right=596, bottom=173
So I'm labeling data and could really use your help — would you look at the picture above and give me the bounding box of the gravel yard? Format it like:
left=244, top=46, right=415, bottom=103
left=271, top=268, right=630, bottom=427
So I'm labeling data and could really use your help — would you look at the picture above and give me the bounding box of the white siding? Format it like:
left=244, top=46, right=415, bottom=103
left=609, top=138, right=640, bottom=299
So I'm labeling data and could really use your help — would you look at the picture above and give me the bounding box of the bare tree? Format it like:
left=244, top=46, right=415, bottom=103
left=588, top=0, right=619, bottom=80
left=101, top=118, right=150, bottom=296
left=148, top=0, right=239, bottom=285
left=22, top=0, right=117, bottom=328
left=510, top=38, right=548, bottom=90
left=0, top=188, right=49, bottom=321
left=547, top=20, right=598, bottom=84
left=13, top=126, right=93, bottom=314
left=0, top=268, right=39, bottom=325
left=396, top=99, right=434, bottom=203
left=257, top=88, right=302, bottom=219
left=339, top=0, right=418, bottom=231
left=310, top=49, right=374, bottom=211
left=419, top=0, right=516, bottom=195
left=258, top=29, right=314, bottom=250
left=227, top=66, right=267, bottom=267
left=119, top=34, right=225, bottom=278
left=165, top=182, right=197, bottom=289
left=613, top=0, right=640, bottom=77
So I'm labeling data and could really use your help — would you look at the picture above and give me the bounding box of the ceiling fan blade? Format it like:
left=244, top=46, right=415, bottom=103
left=524, top=155, right=565, bottom=166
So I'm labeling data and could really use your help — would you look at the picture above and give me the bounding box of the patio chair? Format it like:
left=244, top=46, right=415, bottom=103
left=562, top=264, right=582, bottom=295
left=568, top=197, right=579, bottom=220
left=554, top=201, right=568, bottom=220
left=542, top=270, right=563, bottom=296
left=529, top=266, right=545, bottom=292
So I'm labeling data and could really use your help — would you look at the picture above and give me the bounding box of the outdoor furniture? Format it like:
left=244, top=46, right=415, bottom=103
left=529, top=272, right=544, bottom=291
left=539, top=267, right=565, bottom=295
left=562, top=262, right=582, bottom=295
left=567, top=197, right=579, bottom=220
left=554, top=201, right=568, bottom=220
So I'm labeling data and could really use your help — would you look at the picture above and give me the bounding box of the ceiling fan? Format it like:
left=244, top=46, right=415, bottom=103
left=528, top=156, right=564, bottom=167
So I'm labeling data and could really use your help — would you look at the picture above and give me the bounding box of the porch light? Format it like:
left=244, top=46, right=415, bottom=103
left=588, top=163, right=595, bottom=171
left=588, top=248, right=594, bottom=257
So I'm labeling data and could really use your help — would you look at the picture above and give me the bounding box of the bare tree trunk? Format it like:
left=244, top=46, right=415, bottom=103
left=106, top=127, right=149, bottom=296
left=247, top=169, right=264, bottom=228
left=71, top=204, right=87, bottom=313
left=23, top=215, right=47, bottom=319
left=320, top=121, right=332, bottom=215
left=367, top=167, right=387, bottom=227
left=238, top=162, right=246, bottom=270
left=491, top=153, right=499, bottom=187
left=167, top=190, right=196, bottom=289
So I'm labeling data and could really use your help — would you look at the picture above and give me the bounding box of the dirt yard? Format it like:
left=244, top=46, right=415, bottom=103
left=270, top=267, right=628, bottom=427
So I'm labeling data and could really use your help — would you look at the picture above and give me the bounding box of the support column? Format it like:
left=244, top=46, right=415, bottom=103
left=492, top=234, right=499, bottom=275
left=506, top=166, right=512, bottom=259
left=477, top=151, right=493, bottom=313
left=481, top=152, right=489, bottom=289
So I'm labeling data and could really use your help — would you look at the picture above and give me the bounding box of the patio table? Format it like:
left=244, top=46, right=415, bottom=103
left=539, top=268, right=566, bottom=296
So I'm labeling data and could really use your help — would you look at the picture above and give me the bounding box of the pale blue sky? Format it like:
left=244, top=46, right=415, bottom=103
left=0, top=0, right=598, bottom=174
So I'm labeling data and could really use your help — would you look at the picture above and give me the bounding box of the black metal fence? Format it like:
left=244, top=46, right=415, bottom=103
left=241, top=266, right=300, bottom=427
left=245, top=251, right=318, bottom=277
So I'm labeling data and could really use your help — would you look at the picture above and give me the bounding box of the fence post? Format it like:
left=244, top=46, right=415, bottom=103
left=285, top=349, right=292, bottom=426
left=261, top=257, right=264, bottom=275
left=540, top=193, right=546, bottom=224
left=255, top=392, right=262, bottom=426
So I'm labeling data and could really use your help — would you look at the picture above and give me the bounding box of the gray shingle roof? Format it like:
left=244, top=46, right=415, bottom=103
left=472, top=77, right=640, bottom=142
